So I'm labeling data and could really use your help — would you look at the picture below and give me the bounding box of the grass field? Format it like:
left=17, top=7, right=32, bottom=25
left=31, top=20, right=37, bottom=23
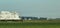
left=0, top=21, right=60, bottom=28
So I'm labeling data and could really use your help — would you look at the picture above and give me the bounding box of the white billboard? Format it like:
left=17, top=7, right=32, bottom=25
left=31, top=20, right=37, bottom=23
left=0, top=11, right=21, bottom=20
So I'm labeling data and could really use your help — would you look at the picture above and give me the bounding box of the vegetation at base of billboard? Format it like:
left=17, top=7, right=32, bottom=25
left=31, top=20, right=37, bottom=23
left=0, top=22, right=60, bottom=28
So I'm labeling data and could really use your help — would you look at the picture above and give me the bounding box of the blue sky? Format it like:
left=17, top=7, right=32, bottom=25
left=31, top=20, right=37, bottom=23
left=0, top=0, right=60, bottom=18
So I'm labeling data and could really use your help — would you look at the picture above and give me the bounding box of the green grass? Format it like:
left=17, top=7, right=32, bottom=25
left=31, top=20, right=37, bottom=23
left=0, top=22, right=60, bottom=28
